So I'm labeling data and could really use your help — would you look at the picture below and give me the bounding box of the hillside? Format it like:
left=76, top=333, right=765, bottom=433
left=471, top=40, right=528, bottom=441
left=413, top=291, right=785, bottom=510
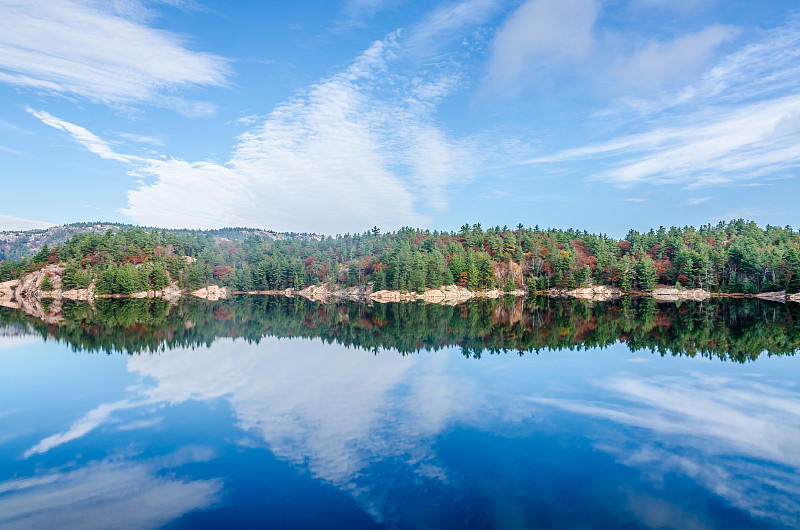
left=0, top=222, right=321, bottom=262
left=1, top=220, right=799, bottom=298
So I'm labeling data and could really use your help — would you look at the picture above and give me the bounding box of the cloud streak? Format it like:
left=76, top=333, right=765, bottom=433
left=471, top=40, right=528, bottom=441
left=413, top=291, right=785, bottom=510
left=0, top=0, right=229, bottom=112
left=0, top=214, right=54, bottom=231
left=522, top=19, right=800, bottom=189
left=485, top=0, right=735, bottom=93
left=30, top=32, right=477, bottom=233
left=27, top=108, right=140, bottom=164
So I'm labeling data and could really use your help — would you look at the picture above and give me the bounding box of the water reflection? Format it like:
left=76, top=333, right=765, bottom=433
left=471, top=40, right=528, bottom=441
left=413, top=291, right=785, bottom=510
left=1, top=295, right=799, bottom=360
left=533, top=372, right=800, bottom=528
left=4, top=333, right=796, bottom=528
left=2, top=296, right=800, bottom=528
left=0, top=454, right=221, bottom=530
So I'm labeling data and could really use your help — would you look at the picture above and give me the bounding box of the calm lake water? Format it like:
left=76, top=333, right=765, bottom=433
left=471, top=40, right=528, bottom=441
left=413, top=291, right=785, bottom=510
left=1, top=297, right=799, bottom=529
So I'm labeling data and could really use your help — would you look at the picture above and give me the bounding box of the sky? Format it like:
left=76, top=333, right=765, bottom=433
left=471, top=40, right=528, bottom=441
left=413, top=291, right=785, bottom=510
left=0, top=0, right=798, bottom=237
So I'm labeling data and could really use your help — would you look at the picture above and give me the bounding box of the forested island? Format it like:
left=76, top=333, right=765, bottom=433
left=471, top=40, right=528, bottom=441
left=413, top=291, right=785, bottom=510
left=2, top=219, right=800, bottom=303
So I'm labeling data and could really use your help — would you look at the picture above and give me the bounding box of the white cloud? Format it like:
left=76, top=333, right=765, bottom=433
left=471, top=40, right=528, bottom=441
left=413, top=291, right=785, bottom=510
left=528, top=93, right=800, bottom=188
left=605, top=25, right=738, bottom=91
left=0, top=0, right=229, bottom=112
left=485, top=0, right=735, bottom=94
left=27, top=108, right=139, bottom=164
left=0, top=214, right=55, bottom=231
left=31, top=34, right=476, bottom=234
left=404, top=0, right=499, bottom=59
left=487, top=0, right=598, bottom=86
left=520, top=18, right=800, bottom=190
left=117, top=133, right=164, bottom=146
left=685, top=197, right=710, bottom=205
left=0, top=457, right=221, bottom=529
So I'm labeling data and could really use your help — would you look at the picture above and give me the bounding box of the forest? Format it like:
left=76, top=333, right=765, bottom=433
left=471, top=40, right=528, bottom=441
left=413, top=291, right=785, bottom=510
left=1, top=219, right=800, bottom=295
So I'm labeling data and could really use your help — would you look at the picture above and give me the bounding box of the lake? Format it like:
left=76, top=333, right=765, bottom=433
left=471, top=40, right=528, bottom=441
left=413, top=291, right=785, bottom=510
left=1, top=296, right=798, bottom=529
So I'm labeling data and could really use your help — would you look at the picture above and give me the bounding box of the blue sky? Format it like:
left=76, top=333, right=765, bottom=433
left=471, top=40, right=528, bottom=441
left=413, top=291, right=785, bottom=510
left=1, top=0, right=798, bottom=237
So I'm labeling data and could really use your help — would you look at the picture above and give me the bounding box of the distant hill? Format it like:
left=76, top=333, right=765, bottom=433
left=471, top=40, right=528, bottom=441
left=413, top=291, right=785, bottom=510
left=0, top=222, right=321, bottom=262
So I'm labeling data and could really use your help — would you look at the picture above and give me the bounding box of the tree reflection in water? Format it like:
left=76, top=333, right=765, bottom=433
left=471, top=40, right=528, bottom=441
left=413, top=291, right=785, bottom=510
left=2, top=295, right=798, bottom=361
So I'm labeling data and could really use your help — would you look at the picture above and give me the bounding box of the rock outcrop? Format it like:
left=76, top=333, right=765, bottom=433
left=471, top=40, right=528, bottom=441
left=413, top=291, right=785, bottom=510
left=0, top=279, right=21, bottom=309
left=369, top=285, right=521, bottom=305
left=297, top=284, right=334, bottom=301
left=190, top=285, right=229, bottom=301
left=650, top=286, right=711, bottom=302
left=548, top=286, right=622, bottom=302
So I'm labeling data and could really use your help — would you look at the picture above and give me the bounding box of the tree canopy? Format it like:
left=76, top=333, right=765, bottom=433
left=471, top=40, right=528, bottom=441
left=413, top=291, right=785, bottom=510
left=2, top=220, right=800, bottom=295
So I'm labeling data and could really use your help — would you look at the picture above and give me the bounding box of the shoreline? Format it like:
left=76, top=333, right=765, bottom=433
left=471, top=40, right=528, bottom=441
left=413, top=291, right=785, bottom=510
left=2, top=264, right=799, bottom=313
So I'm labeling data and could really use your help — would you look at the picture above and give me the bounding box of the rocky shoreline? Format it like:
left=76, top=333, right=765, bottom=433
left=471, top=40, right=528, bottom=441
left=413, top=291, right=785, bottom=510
left=2, top=265, right=799, bottom=323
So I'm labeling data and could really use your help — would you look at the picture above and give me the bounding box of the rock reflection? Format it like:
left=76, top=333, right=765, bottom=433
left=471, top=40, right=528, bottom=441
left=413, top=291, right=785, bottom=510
left=2, top=295, right=799, bottom=360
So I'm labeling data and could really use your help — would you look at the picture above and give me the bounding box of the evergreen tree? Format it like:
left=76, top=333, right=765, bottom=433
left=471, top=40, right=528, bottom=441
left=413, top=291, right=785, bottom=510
left=637, top=256, right=657, bottom=292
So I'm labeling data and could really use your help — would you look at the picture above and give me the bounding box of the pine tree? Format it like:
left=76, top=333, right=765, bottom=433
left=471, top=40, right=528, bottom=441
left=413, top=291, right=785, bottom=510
left=637, top=255, right=657, bottom=292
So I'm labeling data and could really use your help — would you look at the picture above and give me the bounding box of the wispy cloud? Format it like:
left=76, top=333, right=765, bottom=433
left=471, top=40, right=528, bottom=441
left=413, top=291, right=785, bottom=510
left=0, top=0, right=229, bottom=113
left=486, top=0, right=598, bottom=87
left=485, top=0, right=735, bottom=93
left=529, top=93, right=800, bottom=188
left=521, top=18, right=800, bottom=189
left=30, top=31, right=477, bottom=233
left=28, top=108, right=139, bottom=163
left=481, top=189, right=568, bottom=202
left=403, top=0, right=499, bottom=60
left=117, top=133, right=165, bottom=146
left=603, top=25, right=739, bottom=92
left=685, top=197, right=711, bottom=205
left=0, top=214, right=55, bottom=231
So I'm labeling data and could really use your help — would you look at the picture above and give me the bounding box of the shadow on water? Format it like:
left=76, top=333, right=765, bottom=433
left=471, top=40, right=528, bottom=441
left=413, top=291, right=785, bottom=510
left=1, top=295, right=798, bottom=361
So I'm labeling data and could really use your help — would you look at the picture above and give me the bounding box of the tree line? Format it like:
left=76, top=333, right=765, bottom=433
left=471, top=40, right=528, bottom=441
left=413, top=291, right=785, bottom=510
left=1, top=219, right=800, bottom=295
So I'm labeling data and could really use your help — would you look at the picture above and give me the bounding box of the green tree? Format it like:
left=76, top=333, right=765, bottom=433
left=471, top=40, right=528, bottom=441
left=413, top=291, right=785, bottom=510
left=637, top=255, right=657, bottom=292
left=149, top=263, right=169, bottom=290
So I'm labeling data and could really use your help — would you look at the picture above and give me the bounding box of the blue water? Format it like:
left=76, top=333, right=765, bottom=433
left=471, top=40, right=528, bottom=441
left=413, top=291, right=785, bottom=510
left=1, top=335, right=798, bottom=529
